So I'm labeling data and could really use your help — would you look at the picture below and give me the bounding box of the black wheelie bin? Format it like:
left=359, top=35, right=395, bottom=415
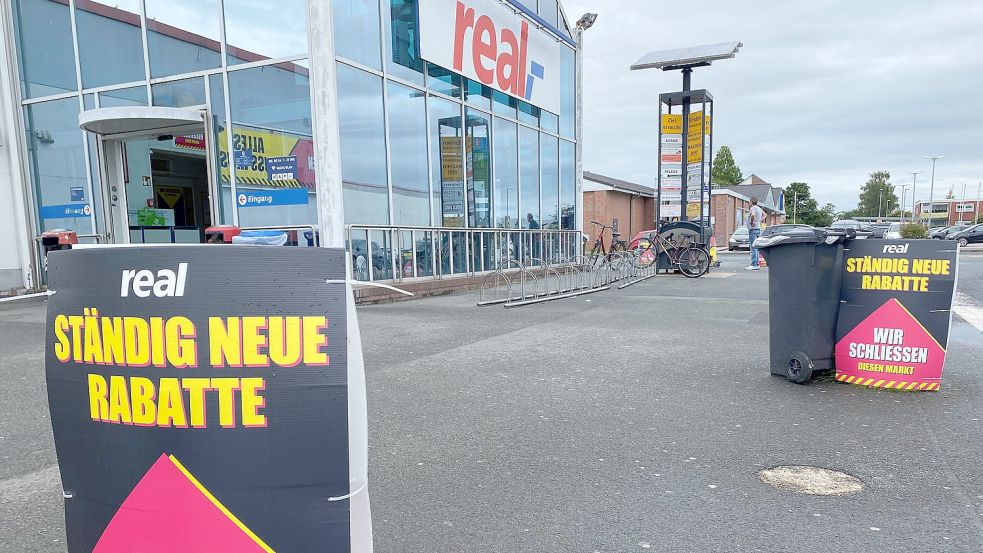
left=754, top=227, right=850, bottom=383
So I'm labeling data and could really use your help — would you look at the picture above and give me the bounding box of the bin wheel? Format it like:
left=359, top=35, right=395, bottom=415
left=786, top=352, right=814, bottom=384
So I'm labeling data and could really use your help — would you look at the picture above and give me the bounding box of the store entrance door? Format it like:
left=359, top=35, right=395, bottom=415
left=79, top=106, right=218, bottom=244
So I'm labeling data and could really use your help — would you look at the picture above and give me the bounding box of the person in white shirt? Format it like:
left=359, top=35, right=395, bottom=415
left=746, top=198, right=765, bottom=271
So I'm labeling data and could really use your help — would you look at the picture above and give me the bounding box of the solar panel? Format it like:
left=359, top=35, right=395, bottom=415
left=631, top=41, right=743, bottom=71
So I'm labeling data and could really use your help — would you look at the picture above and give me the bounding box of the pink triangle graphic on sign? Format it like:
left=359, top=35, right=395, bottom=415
left=93, top=454, right=273, bottom=552
left=835, top=298, right=946, bottom=389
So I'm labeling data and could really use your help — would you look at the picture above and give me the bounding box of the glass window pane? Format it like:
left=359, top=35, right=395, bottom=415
left=560, top=139, right=575, bottom=229
left=76, top=0, right=147, bottom=89
left=228, top=62, right=317, bottom=227
left=519, top=126, right=539, bottom=228
left=385, top=0, right=424, bottom=84
left=146, top=0, right=221, bottom=78
left=225, top=0, right=307, bottom=65
left=24, top=98, right=93, bottom=234
left=493, top=117, right=517, bottom=228
left=427, top=63, right=461, bottom=99
left=333, top=0, right=382, bottom=69
left=208, top=73, right=233, bottom=225
left=492, top=90, right=516, bottom=117
left=541, top=135, right=559, bottom=228
left=518, top=101, right=540, bottom=126
left=466, top=109, right=492, bottom=228
left=387, top=81, right=429, bottom=227
left=429, top=96, right=462, bottom=227
left=12, top=0, right=78, bottom=98
left=152, top=77, right=206, bottom=108
left=99, top=86, right=148, bottom=108
left=560, top=45, right=576, bottom=138
left=337, top=63, right=389, bottom=225
left=464, top=79, right=492, bottom=111
left=541, top=0, right=559, bottom=28
left=541, top=111, right=558, bottom=133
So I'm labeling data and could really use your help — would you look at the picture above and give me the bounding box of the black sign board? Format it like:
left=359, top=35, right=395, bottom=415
left=45, top=246, right=356, bottom=552
left=835, top=239, right=959, bottom=390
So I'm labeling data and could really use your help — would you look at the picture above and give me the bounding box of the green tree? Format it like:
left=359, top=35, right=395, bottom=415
left=710, top=146, right=742, bottom=186
left=783, top=182, right=835, bottom=226
left=815, top=203, right=837, bottom=227
left=857, top=171, right=898, bottom=218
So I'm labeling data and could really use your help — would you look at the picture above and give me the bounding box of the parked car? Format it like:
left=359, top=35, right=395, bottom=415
left=929, top=226, right=953, bottom=239
left=884, top=222, right=902, bottom=239
left=760, top=224, right=812, bottom=238
left=827, top=220, right=874, bottom=239
left=947, top=223, right=983, bottom=247
left=869, top=222, right=892, bottom=238
left=932, top=225, right=967, bottom=239
left=728, top=227, right=750, bottom=250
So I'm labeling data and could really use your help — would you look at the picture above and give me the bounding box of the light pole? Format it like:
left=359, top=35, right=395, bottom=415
left=575, top=13, right=597, bottom=251
left=908, top=172, right=920, bottom=225
left=961, top=182, right=968, bottom=224
left=925, top=156, right=943, bottom=228
left=878, top=188, right=883, bottom=219
left=899, top=184, right=911, bottom=223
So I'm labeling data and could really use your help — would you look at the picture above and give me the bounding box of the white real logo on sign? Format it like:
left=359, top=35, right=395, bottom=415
left=418, top=0, right=562, bottom=114
left=120, top=263, right=188, bottom=298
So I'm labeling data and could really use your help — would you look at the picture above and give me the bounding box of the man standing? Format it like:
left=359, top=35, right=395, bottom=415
left=746, top=198, right=765, bottom=271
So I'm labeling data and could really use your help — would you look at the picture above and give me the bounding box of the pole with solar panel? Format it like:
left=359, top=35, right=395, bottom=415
left=631, top=41, right=742, bottom=247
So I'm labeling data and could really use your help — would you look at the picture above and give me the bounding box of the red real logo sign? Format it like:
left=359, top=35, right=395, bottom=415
left=453, top=1, right=529, bottom=99
left=419, top=0, right=562, bottom=115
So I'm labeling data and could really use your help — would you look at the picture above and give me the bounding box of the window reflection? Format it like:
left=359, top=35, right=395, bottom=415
left=428, top=95, right=462, bottom=227
left=464, top=79, right=492, bottom=111
left=228, top=63, right=317, bottom=227
left=99, top=86, right=148, bottom=108
left=560, top=139, right=575, bottom=229
left=146, top=0, right=221, bottom=78
left=12, top=0, right=77, bottom=98
left=225, top=0, right=307, bottom=64
left=337, top=63, right=389, bottom=225
left=466, top=110, right=491, bottom=228
left=385, top=0, right=424, bottom=84
left=427, top=64, right=461, bottom=99
left=75, top=0, right=146, bottom=88
left=541, top=135, right=559, bottom=228
left=519, top=126, right=539, bottom=229
left=152, top=77, right=206, bottom=108
left=333, top=0, right=382, bottom=69
left=24, top=98, right=92, bottom=234
left=387, top=82, right=429, bottom=227
left=560, top=46, right=576, bottom=138
left=493, top=118, right=517, bottom=228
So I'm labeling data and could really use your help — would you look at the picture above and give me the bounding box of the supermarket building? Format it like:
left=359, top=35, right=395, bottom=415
left=0, top=0, right=581, bottom=293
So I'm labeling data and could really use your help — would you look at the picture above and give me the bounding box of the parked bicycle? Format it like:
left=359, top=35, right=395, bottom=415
left=587, top=221, right=628, bottom=259
left=630, top=229, right=710, bottom=278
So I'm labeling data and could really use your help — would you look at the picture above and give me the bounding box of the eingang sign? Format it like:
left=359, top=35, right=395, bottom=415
left=419, top=0, right=563, bottom=115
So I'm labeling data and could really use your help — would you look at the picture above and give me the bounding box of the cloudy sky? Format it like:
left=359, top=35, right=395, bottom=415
left=560, top=0, right=983, bottom=210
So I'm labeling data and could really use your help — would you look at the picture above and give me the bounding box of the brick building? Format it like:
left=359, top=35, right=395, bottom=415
left=914, top=199, right=983, bottom=226
left=583, top=172, right=656, bottom=243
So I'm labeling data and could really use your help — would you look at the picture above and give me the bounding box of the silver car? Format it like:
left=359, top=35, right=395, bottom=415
left=728, top=227, right=750, bottom=250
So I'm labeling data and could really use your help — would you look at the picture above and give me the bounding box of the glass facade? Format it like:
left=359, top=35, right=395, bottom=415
left=11, top=0, right=579, bottom=269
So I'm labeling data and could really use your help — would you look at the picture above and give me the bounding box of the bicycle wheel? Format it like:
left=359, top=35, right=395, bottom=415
left=677, top=247, right=710, bottom=278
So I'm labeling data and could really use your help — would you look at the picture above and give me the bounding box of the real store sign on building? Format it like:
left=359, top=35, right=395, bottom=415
left=419, top=0, right=563, bottom=115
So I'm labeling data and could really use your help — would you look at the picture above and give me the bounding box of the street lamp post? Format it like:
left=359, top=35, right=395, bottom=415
left=575, top=13, right=597, bottom=252
left=899, top=184, right=911, bottom=223
left=908, top=172, right=920, bottom=225
left=925, top=156, right=943, bottom=228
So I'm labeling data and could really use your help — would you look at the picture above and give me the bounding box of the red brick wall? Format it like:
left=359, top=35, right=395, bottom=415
left=583, top=191, right=655, bottom=244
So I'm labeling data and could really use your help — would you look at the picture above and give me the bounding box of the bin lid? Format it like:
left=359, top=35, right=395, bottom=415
left=754, top=227, right=831, bottom=249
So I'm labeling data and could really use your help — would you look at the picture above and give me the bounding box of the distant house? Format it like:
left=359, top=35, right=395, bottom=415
left=712, top=174, right=787, bottom=248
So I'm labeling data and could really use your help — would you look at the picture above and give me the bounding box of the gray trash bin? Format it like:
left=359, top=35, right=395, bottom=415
left=754, top=227, right=847, bottom=383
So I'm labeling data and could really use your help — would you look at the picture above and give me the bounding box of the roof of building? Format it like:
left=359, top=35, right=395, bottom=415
left=715, top=183, right=786, bottom=214
left=584, top=172, right=655, bottom=197
left=740, top=174, right=770, bottom=185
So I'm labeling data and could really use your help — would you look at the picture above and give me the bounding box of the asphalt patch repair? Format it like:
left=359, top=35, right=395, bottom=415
left=757, top=465, right=864, bottom=496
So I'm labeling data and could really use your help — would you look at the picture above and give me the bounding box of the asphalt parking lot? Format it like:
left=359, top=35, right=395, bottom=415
left=2, top=250, right=982, bottom=552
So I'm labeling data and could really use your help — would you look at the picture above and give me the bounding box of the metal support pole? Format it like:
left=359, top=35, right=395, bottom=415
left=926, top=157, right=942, bottom=229
left=909, top=172, right=919, bottom=226
left=679, top=68, right=692, bottom=222
left=575, top=30, right=585, bottom=239
left=308, top=0, right=345, bottom=249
